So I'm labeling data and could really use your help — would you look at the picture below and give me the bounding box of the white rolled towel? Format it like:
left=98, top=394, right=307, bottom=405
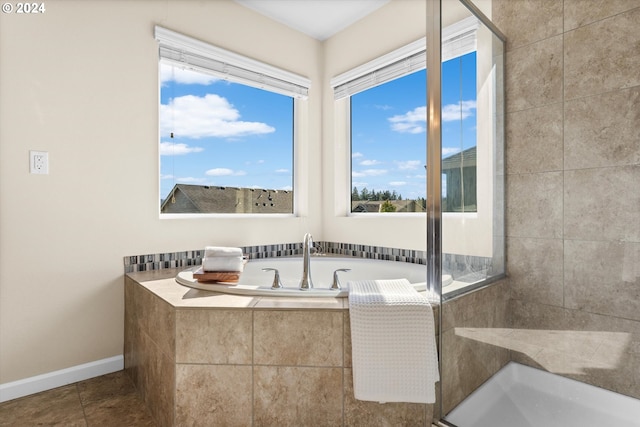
left=204, top=246, right=243, bottom=258
left=202, top=246, right=244, bottom=272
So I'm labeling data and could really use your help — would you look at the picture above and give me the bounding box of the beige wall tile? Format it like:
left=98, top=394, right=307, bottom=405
left=175, top=364, right=252, bottom=426
left=508, top=298, right=640, bottom=399
left=492, top=0, right=563, bottom=50
left=441, top=328, right=501, bottom=414
left=343, top=367, right=428, bottom=426
left=253, top=366, right=342, bottom=426
left=506, top=171, right=563, bottom=238
left=564, top=166, right=640, bottom=242
left=135, top=285, right=175, bottom=360
left=507, top=237, right=564, bottom=306
left=139, top=331, right=175, bottom=427
left=344, top=312, right=352, bottom=368
left=506, top=103, right=563, bottom=174
left=565, top=86, right=640, bottom=170
left=564, top=0, right=640, bottom=30
left=505, top=35, right=563, bottom=112
left=254, top=310, right=343, bottom=366
left=175, top=309, right=252, bottom=364
left=564, top=8, right=640, bottom=100
left=564, top=240, right=640, bottom=320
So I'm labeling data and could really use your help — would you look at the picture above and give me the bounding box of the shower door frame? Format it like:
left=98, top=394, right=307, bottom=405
left=426, top=0, right=506, bottom=424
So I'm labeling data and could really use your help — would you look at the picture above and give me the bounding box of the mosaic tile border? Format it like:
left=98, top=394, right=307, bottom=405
left=123, top=241, right=428, bottom=274
left=123, top=241, right=496, bottom=278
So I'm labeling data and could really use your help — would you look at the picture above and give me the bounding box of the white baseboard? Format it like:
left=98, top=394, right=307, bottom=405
left=0, top=355, right=124, bottom=403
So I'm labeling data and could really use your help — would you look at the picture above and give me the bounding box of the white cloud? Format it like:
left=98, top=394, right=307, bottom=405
left=389, top=106, right=426, bottom=134
left=389, top=181, right=407, bottom=186
left=205, top=168, right=247, bottom=177
left=160, top=94, right=275, bottom=139
left=360, top=159, right=381, bottom=166
left=396, top=160, right=422, bottom=170
left=171, top=176, right=207, bottom=184
left=442, top=100, right=476, bottom=122
left=352, top=152, right=364, bottom=159
left=160, top=141, right=204, bottom=156
left=352, top=169, right=388, bottom=177
left=388, top=100, right=477, bottom=133
left=160, top=63, right=218, bottom=85
left=275, top=169, right=290, bottom=173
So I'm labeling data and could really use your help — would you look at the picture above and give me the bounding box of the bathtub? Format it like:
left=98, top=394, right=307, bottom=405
left=445, top=362, right=640, bottom=427
left=176, top=256, right=451, bottom=297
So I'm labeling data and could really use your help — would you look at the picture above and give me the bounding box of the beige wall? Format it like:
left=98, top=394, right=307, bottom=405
left=321, top=0, right=429, bottom=251
left=494, top=0, right=640, bottom=398
left=0, top=0, right=323, bottom=384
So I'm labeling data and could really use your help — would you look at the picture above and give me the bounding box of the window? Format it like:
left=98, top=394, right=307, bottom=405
left=350, top=69, right=427, bottom=213
left=333, top=17, right=479, bottom=214
left=441, top=51, right=477, bottom=213
left=155, top=27, right=309, bottom=215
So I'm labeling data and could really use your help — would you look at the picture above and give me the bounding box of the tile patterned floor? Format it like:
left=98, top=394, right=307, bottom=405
left=0, top=371, right=156, bottom=426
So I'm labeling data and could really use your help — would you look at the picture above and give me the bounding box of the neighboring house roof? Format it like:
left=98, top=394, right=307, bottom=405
left=161, top=184, right=293, bottom=214
left=442, top=146, right=476, bottom=170
left=351, top=199, right=425, bottom=213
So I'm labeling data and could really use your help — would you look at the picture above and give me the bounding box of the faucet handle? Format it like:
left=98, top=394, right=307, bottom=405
left=262, top=268, right=283, bottom=289
left=331, top=268, right=351, bottom=290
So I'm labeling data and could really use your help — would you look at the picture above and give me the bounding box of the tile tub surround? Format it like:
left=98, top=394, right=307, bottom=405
left=125, top=269, right=436, bottom=426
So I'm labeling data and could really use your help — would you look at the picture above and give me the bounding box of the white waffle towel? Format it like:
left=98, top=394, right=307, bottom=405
left=348, top=279, right=439, bottom=404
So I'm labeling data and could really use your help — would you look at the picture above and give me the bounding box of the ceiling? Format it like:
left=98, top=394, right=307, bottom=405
left=234, top=0, right=391, bottom=41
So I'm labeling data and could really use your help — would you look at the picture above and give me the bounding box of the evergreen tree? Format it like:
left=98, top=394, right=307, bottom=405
left=380, top=200, right=396, bottom=212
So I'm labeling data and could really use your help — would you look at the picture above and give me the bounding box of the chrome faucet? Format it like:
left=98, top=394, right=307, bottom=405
left=300, top=233, right=314, bottom=290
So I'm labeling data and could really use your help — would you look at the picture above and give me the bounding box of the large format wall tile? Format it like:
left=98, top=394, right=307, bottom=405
left=254, top=310, right=343, bottom=366
left=507, top=237, right=563, bottom=306
left=176, top=309, right=252, bottom=364
left=565, top=86, right=640, bottom=170
left=506, top=103, right=563, bottom=174
left=509, top=299, right=640, bottom=399
left=564, top=7, right=640, bottom=100
left=175, top=364, right=252, bottom=426
left=492, top=0, right=562, bottom=50
left=505, top=35, right=563, bottom=112
left=135, top=285, right=175, bottom=359
left=506, top=171, right=563, bottom=238
left=253, top=366, right=342, bottom=426
left=564, top=240, right=640, bottom=320
left=564, top=0, right=640, bottom=31
left=564, top=165, right=640, bottom=242
left=343, top=368, right=428, bottom=426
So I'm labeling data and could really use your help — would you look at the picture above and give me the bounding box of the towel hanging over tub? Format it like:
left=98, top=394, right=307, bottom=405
left=348, top=278, right=439, bottom=404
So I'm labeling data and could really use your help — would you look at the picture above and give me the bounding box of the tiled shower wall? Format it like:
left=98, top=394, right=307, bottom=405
left=494, top=1, right=640, bottom=398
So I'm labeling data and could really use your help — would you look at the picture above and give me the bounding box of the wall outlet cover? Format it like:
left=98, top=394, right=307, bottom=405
left=30, top=150, right=49, bottom=174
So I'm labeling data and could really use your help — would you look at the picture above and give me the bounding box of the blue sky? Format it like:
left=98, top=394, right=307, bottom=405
left=160, top=52, right=476, bottom=201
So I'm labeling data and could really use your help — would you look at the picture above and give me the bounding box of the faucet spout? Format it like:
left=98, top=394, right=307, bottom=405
left=300, top=233, right=314, bottom=290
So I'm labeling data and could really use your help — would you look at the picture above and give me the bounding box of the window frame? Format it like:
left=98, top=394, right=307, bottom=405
left=331, top=17, right=479, bottom=217
left=155, top=26, right=309, bottom=217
